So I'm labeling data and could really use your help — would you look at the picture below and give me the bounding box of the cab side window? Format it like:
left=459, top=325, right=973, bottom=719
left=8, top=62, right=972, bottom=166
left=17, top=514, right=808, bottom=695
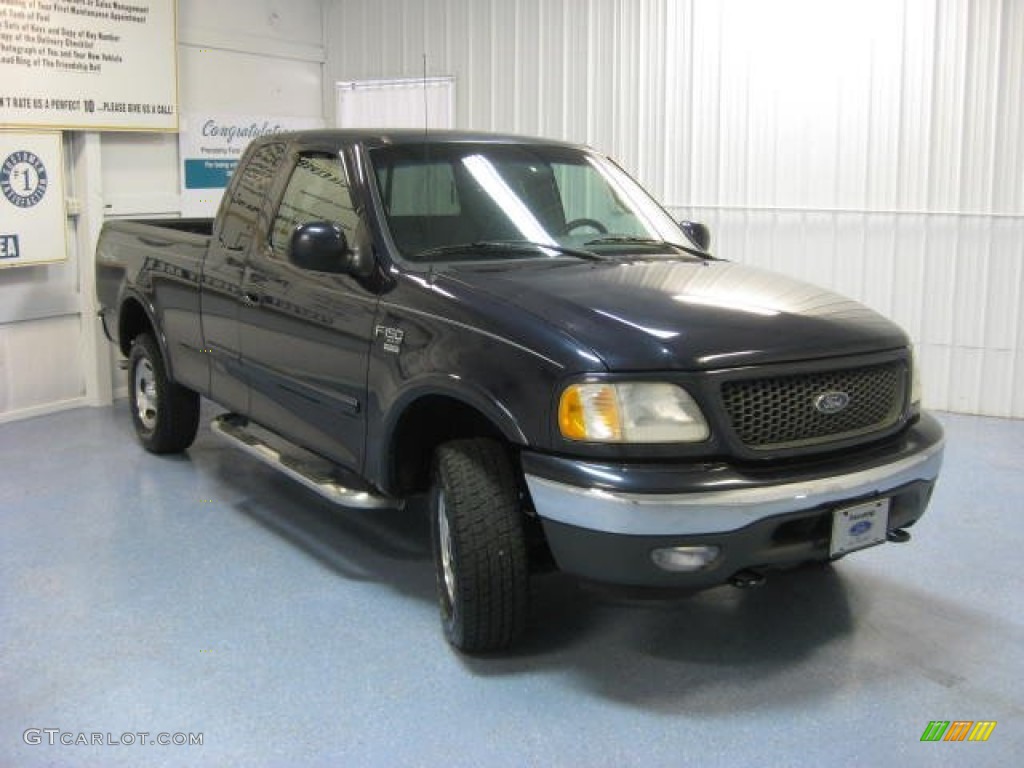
left=217, top=142, right=286, bottom=250
left=270, top=152, right=359, bottom=262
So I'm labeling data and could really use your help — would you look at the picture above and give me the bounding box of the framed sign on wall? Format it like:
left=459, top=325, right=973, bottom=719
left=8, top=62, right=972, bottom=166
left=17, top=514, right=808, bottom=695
left=0, top=131, right=66, bottom=268
left=0, top=0, right=177, bottom=131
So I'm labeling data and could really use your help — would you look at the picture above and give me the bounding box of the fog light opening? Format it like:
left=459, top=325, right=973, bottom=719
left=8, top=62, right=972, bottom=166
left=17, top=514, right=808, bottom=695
left=651, top=545, right=720, bottom=572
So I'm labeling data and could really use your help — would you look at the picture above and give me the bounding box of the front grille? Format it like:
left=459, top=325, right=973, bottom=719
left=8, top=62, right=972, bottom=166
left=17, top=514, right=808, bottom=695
left=720, top=362, right=906, bottom=450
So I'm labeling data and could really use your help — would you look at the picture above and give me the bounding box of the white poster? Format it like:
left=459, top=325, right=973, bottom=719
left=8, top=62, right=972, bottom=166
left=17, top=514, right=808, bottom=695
left=178, top=113, right=323, bottom=218
left=0, top=130, right=66, bottom=268
left=0, top=0, right=177, bottom=132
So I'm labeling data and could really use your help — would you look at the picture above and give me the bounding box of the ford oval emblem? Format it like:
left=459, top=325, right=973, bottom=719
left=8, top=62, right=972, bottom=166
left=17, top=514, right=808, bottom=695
left=849, top=520, right=872, bottom=536
left=814, top=391, right=850, bottom=414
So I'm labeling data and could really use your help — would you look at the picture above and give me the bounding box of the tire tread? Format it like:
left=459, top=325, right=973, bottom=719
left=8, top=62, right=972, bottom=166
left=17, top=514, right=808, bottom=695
left=433, top=438, right=529, bottom=652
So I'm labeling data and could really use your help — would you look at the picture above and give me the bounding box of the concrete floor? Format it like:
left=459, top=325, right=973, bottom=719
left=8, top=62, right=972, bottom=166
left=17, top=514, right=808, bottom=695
left=1, top=402, right=1021, bottom=767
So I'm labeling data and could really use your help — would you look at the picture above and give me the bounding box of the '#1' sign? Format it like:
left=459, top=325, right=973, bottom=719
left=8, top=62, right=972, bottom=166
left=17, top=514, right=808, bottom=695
left=0, top=131, right=66, bottom=268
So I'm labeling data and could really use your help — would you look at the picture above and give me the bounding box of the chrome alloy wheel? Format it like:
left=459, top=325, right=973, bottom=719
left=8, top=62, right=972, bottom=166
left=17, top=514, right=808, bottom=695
left=134, top=358, right=158, bottom=431
left=437, top=492, right=457, bottom=605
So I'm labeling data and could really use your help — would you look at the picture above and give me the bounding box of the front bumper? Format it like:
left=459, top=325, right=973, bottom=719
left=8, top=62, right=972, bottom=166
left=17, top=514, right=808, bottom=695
left=522, top=413, right=944, bottom=589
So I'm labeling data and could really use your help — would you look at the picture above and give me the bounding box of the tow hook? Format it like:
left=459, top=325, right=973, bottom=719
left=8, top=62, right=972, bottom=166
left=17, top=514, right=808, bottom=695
left=729, top=569, right=766, bottom=589
left=887, top=528, right=911, bottom=543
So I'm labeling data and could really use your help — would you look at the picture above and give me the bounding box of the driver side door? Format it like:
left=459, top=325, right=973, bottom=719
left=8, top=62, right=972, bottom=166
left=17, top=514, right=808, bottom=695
left=238, top=147, right=378, bottom=472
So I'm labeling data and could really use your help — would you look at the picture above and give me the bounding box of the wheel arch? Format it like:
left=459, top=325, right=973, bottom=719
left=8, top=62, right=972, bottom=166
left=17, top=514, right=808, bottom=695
left=118, top=293, right=174, bottom=378
left=379, top=385, right=528, bottom=497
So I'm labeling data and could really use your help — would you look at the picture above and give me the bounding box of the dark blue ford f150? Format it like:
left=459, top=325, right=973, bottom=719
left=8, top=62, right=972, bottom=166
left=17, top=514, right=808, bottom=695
left=96, top=130, right=944, bottom=652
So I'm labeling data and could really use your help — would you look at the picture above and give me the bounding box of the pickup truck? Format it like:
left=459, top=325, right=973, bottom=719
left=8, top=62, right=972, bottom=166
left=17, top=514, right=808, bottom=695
left=97, top=130, right=944, bottom=652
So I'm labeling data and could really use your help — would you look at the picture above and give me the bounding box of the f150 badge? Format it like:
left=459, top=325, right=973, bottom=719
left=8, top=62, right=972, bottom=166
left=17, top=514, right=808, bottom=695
left=375, top=325, right=405, bottom=354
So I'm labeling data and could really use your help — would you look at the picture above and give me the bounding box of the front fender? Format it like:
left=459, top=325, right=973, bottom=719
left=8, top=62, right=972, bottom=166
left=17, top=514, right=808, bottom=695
left=365, top=372, right=538, bottom=495
left=387, top=375, right=529, bottom=445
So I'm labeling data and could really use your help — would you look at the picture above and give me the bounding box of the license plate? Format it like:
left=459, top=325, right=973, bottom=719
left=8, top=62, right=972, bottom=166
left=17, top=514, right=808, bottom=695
left=830, top=498, right=890, bottom=556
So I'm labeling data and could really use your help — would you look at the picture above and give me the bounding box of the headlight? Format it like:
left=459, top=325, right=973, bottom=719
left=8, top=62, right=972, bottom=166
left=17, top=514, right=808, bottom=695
left=558, top=382, right=709, bottom=443
left=910, top=345, right=922, bottom=407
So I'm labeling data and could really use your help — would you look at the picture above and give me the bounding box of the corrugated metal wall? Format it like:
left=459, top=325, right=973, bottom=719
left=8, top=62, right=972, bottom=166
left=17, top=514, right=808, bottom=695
left=327, top=0, right=1024, bottom=417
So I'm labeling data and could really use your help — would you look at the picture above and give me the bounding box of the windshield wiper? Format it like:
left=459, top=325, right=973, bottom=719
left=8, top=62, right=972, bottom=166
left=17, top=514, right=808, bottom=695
left=583, top=236, right=710, bottom=259
left=412, top=240, right=607, bottom=262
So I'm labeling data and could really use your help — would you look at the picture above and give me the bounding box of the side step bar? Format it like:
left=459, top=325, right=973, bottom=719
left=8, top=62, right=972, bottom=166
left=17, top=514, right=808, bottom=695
left=211, top=413, right=400, bottom=510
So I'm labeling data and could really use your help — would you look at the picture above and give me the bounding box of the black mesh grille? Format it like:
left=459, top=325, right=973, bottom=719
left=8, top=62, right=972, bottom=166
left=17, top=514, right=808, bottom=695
left=720, top=362, right=906, bottom=450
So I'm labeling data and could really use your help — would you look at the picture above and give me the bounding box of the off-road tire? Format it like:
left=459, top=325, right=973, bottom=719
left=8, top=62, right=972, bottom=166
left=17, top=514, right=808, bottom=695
left=430, top=438, right=529, bottom=652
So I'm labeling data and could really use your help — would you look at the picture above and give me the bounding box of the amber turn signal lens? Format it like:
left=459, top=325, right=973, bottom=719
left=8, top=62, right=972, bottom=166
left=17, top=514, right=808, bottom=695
left=558, top=383, right=623, bottom=441
left=558, top=385, right=587, bottom=440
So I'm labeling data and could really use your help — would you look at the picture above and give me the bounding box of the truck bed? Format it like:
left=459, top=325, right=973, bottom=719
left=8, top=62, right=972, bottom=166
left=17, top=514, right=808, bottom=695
left=95, top=217, right=215, bottom=367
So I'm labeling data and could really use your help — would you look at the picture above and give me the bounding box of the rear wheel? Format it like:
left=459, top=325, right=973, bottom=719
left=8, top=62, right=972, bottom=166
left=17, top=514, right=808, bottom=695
left=430, top=438, right=529, bottom=652
left=128, top=333, right=200, bottom=454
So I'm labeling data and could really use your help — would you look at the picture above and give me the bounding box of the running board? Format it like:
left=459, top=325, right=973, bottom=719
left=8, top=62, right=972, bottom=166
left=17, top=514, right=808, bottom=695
left=210, top=414, right=401, bottom=510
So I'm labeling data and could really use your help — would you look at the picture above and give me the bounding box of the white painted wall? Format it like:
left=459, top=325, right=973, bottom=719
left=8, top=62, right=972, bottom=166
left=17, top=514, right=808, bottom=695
left=105, top=0, right=326, bottom=219
left=325, top=0, right=1024, bottom=418
left=0, top=0, right=326, bottom=423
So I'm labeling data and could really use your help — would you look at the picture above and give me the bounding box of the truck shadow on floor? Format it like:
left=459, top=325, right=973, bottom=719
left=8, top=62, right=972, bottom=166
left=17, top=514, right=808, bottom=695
left=495, top=565, right=857, bottom=712
left=200, top=443, right=1019, bottom=718
left=206, top=432, right=859, bottom=687
left=110, top=406, right=1012, bottom=715
left=224, top=468, right=439, bottom=605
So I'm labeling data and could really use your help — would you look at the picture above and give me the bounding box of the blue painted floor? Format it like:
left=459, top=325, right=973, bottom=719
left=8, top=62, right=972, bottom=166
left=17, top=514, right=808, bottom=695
left=1, top=403, right=1022, bottom=767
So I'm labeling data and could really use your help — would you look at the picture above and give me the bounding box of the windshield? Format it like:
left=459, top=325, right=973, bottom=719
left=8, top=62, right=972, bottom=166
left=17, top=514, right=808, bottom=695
left=368, top=142, right=692, bottom=262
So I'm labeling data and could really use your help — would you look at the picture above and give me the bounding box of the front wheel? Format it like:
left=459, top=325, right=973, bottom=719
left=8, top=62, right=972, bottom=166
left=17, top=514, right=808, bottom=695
left=128, top=333, right=200, bottom=454
left=430, top=438, right=529, bottom=652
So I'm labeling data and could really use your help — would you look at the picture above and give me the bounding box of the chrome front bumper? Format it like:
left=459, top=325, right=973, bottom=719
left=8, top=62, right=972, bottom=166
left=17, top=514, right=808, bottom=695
left=525, top=435, right=944, bottom=537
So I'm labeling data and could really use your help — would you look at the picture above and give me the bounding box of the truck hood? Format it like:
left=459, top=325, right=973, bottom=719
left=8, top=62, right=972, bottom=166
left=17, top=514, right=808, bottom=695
left=442, top=258, right=908, bottom=371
